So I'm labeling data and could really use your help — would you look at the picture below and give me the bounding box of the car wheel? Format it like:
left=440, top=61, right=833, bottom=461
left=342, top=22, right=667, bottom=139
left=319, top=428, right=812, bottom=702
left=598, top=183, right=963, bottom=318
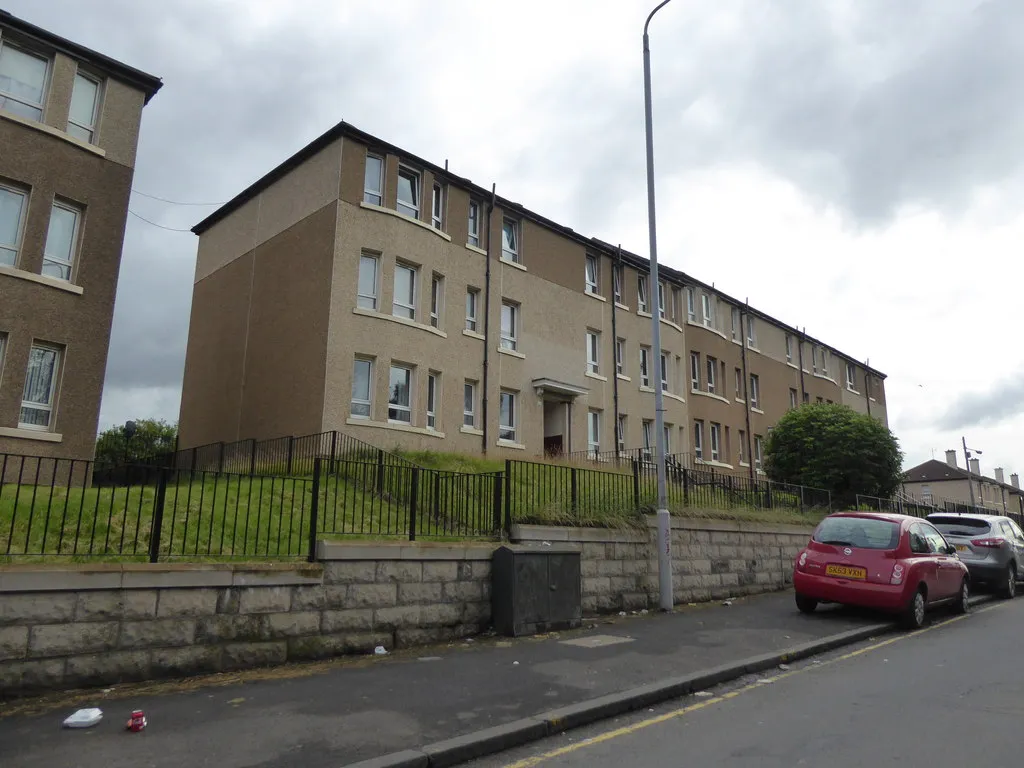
left=795, top=594, right=818, bottom=614
left=1000, top=564, right=1017, bottom=599
left=902, top=587, right=927, bottom=630
left=954, top=578, right=970, bottom=615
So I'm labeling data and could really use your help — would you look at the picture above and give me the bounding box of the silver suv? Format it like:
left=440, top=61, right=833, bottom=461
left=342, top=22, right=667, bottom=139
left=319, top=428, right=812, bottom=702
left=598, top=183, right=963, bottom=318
left=926, top=513, right=1024, bottom=598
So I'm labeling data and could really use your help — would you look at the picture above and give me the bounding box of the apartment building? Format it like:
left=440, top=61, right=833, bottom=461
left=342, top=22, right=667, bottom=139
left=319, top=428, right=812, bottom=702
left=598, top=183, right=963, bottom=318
left=903, top=452, right=1024, bottom=515
left=179, top=121, right=887, bottom=472
left=0, top=10, right=162, bottom=462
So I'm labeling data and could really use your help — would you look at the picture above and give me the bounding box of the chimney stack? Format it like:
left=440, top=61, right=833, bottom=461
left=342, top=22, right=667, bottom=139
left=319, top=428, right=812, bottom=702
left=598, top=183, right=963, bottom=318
left=945, top=450, right=958, bottom=468
left=996, top=468, right=1006, bottom=484
left=1013, top=473, right=1020, bottom=489
left=970, top=458, right=981, bottom=476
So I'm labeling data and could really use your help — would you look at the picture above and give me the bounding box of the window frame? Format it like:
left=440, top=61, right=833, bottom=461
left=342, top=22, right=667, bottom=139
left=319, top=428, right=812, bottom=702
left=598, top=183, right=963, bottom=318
left=642, top=419, right=653, bottom=458
left=731, top=307, right=740, bottom=340
left=463, top=380, right=477, bottom=428
left=392, top=262, right=418, bottom=320
left=735, top=367, right=743, bottom=399
left=754, top=435, right=764, bottom=470
left=686, top=287, right=696, bottom=322
left=0, top=41, right=49, bottom=122
left=500, top=300, right=519, bottom=351
left=710, top=422, right=721, bottom=461
left=499, top=389, right=517, bottom=442
left=616, top=414, right=627, bottom=453
left=67, top=71, right=102, bottom=143
left=637, top=274, right=649, bottom=312
left=431, top=182, right=444, bottom=230
left=467, top=200, right=480, bottom=247
left=706, top=356, right=717, bottom=394
left=738, top=429, right=747, bottom=464
left=658, top=281, right=666, bottom=319
left=396, top=166, right=421, bottom=218
left=789, top=388, right=798, bottom=408
left=465, top=287, right=479, bottom=332
left=357, top=252, right=379, bottom=310
left=746, top=316, right=757, bottom=347
left=426, top=372, right=439, bottom=430
left=846, top=362, right=857, bottom=390
left=785, top=334, right=794, bottom=363
left=585, top=254, right=599, bottom=294
left=363, top=153, right=384, bottom=206
left=701, top=293, right=714, bottom=327
left=350, top=357, right=373, bottom=419
left=749, top=373, right=761, bottom=408
left=613, top=264, right=623, bottom=304
left=690, top=352, right=700, bottom=391
left=429, top=273, right=444, bottom=328
left=660, top=351, right=669, bottom=392
left=615, top=338, right=625, bottom=376
left=586, top=330, right=600, bottom=374
left=693, top=419, right=704, bottom=460
left=587, top=409, right=601, bottom=455
left=501, top=218, right=520, bottom=263
left=387, top=364, right=413, bottom=424
left=0, top=182, right=28, bottom=268
left=19, top=343, right=61, bottom=431
left=639, top=346, right=651, bottom=388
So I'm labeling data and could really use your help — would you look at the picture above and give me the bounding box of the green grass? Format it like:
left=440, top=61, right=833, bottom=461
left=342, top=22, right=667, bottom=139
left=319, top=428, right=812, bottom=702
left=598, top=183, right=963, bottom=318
left=1, top=450, right=826, bottom=563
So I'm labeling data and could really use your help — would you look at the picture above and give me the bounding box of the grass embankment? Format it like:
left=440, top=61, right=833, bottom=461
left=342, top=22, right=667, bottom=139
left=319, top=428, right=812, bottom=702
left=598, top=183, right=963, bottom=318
left=1, top=449, right=826, bottom=562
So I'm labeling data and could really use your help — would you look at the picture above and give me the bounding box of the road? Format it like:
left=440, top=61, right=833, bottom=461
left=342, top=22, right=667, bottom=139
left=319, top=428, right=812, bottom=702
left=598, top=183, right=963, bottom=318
left=477, top=596, right=1024, bottom=768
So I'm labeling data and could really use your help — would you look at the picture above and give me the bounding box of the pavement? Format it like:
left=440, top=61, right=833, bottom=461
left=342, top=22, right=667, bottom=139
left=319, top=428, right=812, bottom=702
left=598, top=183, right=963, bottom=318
left=475, top=591, right=1021, bottom=768
left=0, top=590, right=922, bottom=768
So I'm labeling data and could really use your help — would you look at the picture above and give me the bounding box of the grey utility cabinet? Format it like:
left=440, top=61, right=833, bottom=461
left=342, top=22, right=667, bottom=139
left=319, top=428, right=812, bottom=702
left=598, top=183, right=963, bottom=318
left=491, top=544, right=582, bottom=637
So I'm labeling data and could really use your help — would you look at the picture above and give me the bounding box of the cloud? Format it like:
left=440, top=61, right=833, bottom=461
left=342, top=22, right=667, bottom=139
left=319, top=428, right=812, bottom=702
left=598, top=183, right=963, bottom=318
left=937, top=373, right=1024, bottom=430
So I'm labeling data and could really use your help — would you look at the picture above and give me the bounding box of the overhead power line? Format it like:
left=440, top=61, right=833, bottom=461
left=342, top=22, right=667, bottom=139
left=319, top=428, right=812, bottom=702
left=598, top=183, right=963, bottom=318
left=131, top=188, right=228, bottom=206
left=128, top=209, right=195, bottom=233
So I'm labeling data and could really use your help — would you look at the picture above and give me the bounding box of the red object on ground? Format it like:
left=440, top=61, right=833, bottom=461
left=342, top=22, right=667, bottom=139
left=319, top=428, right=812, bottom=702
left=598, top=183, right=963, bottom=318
left=126, top=710, right=147, bottom=732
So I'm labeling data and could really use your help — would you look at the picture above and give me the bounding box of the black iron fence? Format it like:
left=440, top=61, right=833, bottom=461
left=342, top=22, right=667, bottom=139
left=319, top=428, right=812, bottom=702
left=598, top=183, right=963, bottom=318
left=854, top=493, right=1017, bottom=520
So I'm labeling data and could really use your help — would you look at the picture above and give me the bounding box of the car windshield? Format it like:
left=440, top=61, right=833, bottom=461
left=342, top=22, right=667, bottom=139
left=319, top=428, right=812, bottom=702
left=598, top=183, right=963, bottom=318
left=928, top=516, right=991, bottom=537
left=813, top=517, right=900, bottom=550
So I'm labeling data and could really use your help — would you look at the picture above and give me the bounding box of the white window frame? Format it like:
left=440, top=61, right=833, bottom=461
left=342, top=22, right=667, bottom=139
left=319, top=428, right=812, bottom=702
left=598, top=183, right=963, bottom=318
left=785, top=334, right=794, bottom=363
left=735, top=368, right=743, bottom=399
left=663, top=424, right=672, bottom=454
left=468, top=200, right=480, bottom=247
left=690, top=352, right=700, bottom=390
left=430, top=274, right=443, bottom=328
left=615, top=338, right=625, bottom=376
left=502, top=218, right=520, bottom=263
left=846, top=362, right=857, bottom=390
left=500, top=301, right=519, bottom=351
left=642, top=419, right=653, bottom=459
left=812, top=345, right=819, bottom=374
left=821, top=349, right=831, bottom=377
left=701, top=293, right=714, bottom=327
left=392, top=262, right=418, bottom=320
left=747, top=315, right=757, bottom=347
left=19, top=343, right=61, bottom=430
left=357, top=252, right=379, bottom=310
left=660, top=351, right=669, bottom=392
left=739, top=429, right=747, bottom=464
left=731, top=307, right=740, bottom=341
left=637, top=274, right=649, bottom=313
left=363, top=153, right=384, bottom=205
left=397, top=166, right=420, bottom=218
left=586, top=330, right=600, bottom=374
left=431, top=183, right=444, bottom=230
left=686, top=287, right=696, bottom=322
left=465, top=287, right=479, bottom=331
left=658, top=281, right=666, bottom=319
left=499, top=389, right=517, bottom=442
left=463, top=380, right=477, bottom=427
left=587, top=410, right=601, bottom=455
left=350, top=357, right=373, bottom=418
left=750, top=373, right=760, bottom=408
left=426, top=372, right=439, bottom=430
left=710, top=423, right=721, bottom=461
left=585, top=254, right=599, bottom=294
left=693, top=420, right=704, bottom=460
left=754, top=435, right=763, bottom=470
left=640, top=346, right=651, bottom=387
left=613, top=264, right=623, bottom=304
left=706, top=356, right=717, bottom=394
left=387, top=364, right=413, bottom=424
left=616, top=414, right=627, bottom=453
left=790, top=388, right=798, bottom=408
left=0, top=42, right=49, bottom=121
left=67, top=72, right=101, bottom=143
left=0, top=183, right=28, bottom=268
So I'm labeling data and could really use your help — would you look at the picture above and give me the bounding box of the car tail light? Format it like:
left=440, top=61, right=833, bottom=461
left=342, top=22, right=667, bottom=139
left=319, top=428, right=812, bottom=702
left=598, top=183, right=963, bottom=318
left=890, top=563, right=904, bottom=585
left=972, top=537, right=1006, bottom=548
left=797, top=552, right=808, bottom=570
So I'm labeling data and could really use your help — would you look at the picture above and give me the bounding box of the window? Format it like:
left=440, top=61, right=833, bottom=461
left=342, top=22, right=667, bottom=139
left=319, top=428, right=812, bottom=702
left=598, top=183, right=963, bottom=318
left=587, top=410, right=600, bottom=455
left=789, top=388, right=798, bottom=408
left=662, top=424, right=672, bottom=454
left=921, top=484, right=932, bottom=503
left=586, top=330, right=600, bottom=374
left=20, top=344, right=60, bottom=430
left=803, top=392, right=810, bottom=404
left=392, top=263, right=417, bottom=320
left=613, top=264, right=623, bottom=303
left=615, top=338, right=625, bottom=376
left=706, top=356, right=717, bottom=394
left=68, top=73, right=100, bottom=143
left=817, top=396, right=824, bottom=404
left=430, top=274, right=443, bottom=328
left=350, top=358, right=373, bottom=418
left=356, top=253, right=378, bottom=310
left=846, top=362, right=857, bottom=390
left=785, top=334, right=794, bottom=363
left=388, top=365, right=412, bottom=423
left=431, top=183, right=444, bottom=229
left=397, top=167, right=420, bottom=218
left=671, top=287, right=681, bottom=322
left=710, top=423, right=721, bottom=461
left=426, top=373, right=439, bottom=430
left=642, top=420, right=654, bottom=458
left=660, top=352, right=669, bottom=392
left=617, top=415, right=627, bottom=453
left=812, top=345, right=820, bottom=374
left=463, top=381, right=477, bottom=427
left=735, top=367, right=743, bottom=399
left=465, top=288, right=479, bottom=331
left=739, top=429, right=747, bottom=464
left=500, top=301, right=519, bottom=351
left=0, top=43, right=48, bottom=121
left=701, top=293, right=714, bottom=327
left=693, top=420, right=704, bottom=460
left=821, top=349, right=830, bottom=377
left=499, top=390, right=517, bottom=441
left=658, top=281, right=666, bottom=319
left=689, top=352, right=700, bottom=390
left=637, top=274, right=649, bottom=312
left=754, top=435, right=763, bottom=470
left=747, top=316, right=757, bottom=347
left=639, top=346, right=651, bottom=387
left=501, top=218, right=520, bottom=263
left=468, top=201, right=480, bottom=247
left=750, top=374, right=761, bottom=408
left=363, top=154, right=383, bottom=205
left=686, top=287, right=696, bottom=322
left=0, top=185, right=27, bottom=268
left=731, top=307, right=740, bottom=341
left=585, top=254, right=599, bottom=294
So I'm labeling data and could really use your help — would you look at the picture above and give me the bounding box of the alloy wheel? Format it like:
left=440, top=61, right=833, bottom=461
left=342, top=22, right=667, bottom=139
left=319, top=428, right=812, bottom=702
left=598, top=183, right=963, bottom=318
left=914, top=592, right=925, bottom=626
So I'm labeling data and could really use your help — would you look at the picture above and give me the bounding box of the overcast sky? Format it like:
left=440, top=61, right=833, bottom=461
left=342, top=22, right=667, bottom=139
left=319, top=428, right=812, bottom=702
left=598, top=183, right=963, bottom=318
left=11, top=0, right=1024, bottom=479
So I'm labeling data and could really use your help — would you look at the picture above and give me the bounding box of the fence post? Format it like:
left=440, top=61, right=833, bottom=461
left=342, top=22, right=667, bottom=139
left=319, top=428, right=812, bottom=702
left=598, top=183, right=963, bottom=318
left=682, top=467, right=690, bottom=506
left=570, top=467, right=578, bottom=514
left=287, top=437, right=294, bottom=475
left=727, top=474, right=734, bottom=508
left=492, top=473, right=504, bottom=537
left=148, top=468, right=169, bottom=563
left=432, top=472, right=441, bottom=527
left=799, top=485, right=805, bottom=515
left=249, top=438, right=257, bottom=476
left=632, top=459, right=641, bottom=512
left=329, top=431, right=338, bottom=465
left=409, top=468, right=420, bottom=542
left=376, top=449, right=385, bottom=495
left=504, top=459, right=513, bottom=536
left=308, top=458, right=321, bottom=563
left=764, top=481, right=773, bottom=509
left=218, top=442, right=225, bottom=473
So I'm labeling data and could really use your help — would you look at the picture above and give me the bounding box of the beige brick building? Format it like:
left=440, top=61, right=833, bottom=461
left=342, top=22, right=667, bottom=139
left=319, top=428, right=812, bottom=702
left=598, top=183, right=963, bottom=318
left=0, top=10, right=161, bottom=461
left=903, top=452, right=1024, bottom=515
left=179, top=121, right=887, bottom=473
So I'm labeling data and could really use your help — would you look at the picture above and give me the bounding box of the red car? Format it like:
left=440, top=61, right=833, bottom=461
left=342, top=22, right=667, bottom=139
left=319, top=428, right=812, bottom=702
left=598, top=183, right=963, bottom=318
left=793, top=512, right=970, bottom=629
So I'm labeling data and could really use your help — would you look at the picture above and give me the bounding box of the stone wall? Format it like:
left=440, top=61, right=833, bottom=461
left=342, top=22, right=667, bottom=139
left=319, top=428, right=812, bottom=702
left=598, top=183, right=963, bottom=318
left=513, top=516, right=813, bottom=613
left=0, top=542, right=493, bottom=697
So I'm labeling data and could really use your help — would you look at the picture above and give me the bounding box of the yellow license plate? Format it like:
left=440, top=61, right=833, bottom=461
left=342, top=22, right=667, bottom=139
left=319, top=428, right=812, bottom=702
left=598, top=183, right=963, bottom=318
left=825, top=564, right=866, bottom=580
left=955, top=545, right=968, bottom=552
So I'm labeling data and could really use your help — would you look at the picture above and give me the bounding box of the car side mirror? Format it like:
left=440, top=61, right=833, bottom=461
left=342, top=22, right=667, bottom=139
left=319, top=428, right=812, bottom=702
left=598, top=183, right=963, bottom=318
left=945, top=544, right=957, bottom=556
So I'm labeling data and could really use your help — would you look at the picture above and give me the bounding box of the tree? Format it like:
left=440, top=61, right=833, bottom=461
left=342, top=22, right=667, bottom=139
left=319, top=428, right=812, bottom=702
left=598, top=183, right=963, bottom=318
left=95, top=419, right=177, bottom=467
left=763, top=403, right=903, bottom=509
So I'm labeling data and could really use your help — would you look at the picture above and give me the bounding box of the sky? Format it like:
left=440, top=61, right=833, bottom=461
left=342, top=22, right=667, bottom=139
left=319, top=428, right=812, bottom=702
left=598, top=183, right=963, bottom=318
left=9, top=0, right=1024, bottom=478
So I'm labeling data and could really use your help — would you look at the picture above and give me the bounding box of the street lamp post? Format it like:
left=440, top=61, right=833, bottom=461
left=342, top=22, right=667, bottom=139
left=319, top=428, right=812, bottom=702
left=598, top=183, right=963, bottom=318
left=643, top=0, right=676, bottom=611
left=962, top=436, right=981, bottom=510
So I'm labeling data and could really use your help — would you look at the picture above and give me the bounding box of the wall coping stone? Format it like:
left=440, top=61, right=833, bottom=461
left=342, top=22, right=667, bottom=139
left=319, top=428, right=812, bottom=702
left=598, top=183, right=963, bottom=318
left=651, top=515, right=816, bottom=536
left=514, top=516, right=814, bottom=543
left=317, top=541, right=497, bottom=561
left=0, top=563, right=324, bottom=593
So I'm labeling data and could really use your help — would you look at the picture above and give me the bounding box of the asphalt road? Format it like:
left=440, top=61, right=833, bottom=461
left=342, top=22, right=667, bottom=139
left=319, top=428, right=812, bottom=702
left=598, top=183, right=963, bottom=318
left=476, top=596, right=1024, bottom=768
